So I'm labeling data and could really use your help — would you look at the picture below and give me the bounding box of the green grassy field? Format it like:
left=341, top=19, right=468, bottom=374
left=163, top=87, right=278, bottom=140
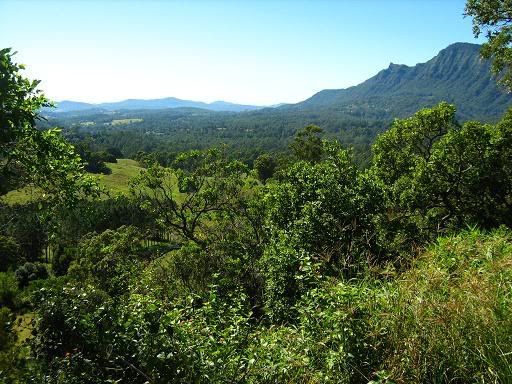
left=1, top=159, right=145, bottom=205
left=110, top=118, right=143, bottom=125
left=97, top=159, right=144, bottom=196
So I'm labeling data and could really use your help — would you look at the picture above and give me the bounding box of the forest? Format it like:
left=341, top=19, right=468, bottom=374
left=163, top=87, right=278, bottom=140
left=1, top=1, right=512, bottom=383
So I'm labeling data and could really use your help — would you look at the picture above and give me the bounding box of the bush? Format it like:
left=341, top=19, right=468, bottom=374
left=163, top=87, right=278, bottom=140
left=51, top=246, right=76, bottom=276
left=14, top=262, right=48, bottom=288
left=0, top=306, right=15, bottom=351
left=0, top=272, right=19, bottom=308
left=69, top=226, right=144, bottom=296
left=0, top=235, right=20, bottom=272
left=245, top=280, right=385, bottom=383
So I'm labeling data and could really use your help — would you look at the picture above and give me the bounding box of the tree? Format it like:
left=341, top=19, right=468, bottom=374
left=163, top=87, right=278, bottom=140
left=0, top=48, right=98, bottom=205
left=465, top=0, right=512, bottom=89
left=261, top=141, right=383, bottom=321
left=372, top=102, right=512, bottom=247
left=130, top=147, right=249, bottom=247
left=289, top=125, right=325, bottom=163
left=253, top=153, right=277, bottom=184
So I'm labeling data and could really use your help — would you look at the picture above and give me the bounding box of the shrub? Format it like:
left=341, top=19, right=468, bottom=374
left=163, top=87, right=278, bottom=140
left=0, top=235, right=20, bottom=272
left=244, top=279, right=386, bottom=383
left=14, top=262, right=48, bottom=288
left=0, top=272, right=19, bottom=308
left=69, top=226, right=144, bottom=296
left=51, top=246, right=76, bottom=276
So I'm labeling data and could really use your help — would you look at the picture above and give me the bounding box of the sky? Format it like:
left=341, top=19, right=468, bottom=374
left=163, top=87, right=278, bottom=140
left=0, top=0, right=483, bottom=105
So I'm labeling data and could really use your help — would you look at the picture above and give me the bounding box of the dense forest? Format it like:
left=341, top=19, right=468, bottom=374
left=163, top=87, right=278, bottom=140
left=1, top=1, right=512, bottom=383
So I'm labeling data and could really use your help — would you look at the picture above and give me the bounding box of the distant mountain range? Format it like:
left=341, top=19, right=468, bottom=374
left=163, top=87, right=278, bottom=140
left=285, top=42, right=510, bottom=121
left=50, top=98, right=266, bottom=113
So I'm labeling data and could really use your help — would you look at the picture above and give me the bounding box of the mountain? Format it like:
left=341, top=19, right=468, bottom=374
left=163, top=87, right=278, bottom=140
left=288, top=42, right=511, bottom=121
left=51, top=97, right=263, bottom=113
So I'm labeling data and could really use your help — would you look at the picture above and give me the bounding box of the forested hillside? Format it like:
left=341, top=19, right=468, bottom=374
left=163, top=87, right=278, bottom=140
left=295, top=43, right=511, bottom=120
left=2, top=1, right=512, bottom=383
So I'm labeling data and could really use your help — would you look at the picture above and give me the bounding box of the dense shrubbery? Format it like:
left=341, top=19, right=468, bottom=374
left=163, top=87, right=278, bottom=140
left=9, top=103, right=509, bottom=383
left=14, top=262, right=48, bottom=288
left=0, top=272, right=19, bottom=307
left=24, top=228, right=512, bottom=383
left=0, top=235, right=20, bottom=272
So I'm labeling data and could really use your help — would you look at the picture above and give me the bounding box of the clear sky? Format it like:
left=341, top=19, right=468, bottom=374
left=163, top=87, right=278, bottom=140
left=0, top=0, right=482, bottom=105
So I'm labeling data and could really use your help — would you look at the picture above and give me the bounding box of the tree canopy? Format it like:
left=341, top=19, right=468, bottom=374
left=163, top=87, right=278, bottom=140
left=465, top=0, right=512, bottom=89
left=0, top=48, right=97, bottom=205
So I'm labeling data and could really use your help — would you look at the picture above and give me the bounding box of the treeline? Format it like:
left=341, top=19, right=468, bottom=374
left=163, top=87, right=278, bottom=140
left=2, top=101, right=512, bottom=383
left=45, top=106, right=387, bottom=167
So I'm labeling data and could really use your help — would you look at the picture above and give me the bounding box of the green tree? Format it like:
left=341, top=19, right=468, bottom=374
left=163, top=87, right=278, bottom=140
left=289, top=125, right=325, bottom=163
left=253, top=153, right=277, bottom=183
left=372, top=102, right=512, bottom=253
left=465, top=0, right=512, bottom=89
left=0, top=48, right=98, bottom=205
left=131, top=147, right=249, bottom=247
left=261, top=141, right=383, bottom=321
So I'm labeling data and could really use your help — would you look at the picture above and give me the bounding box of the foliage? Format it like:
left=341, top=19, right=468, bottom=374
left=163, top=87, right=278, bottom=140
left=0, top=235, right=20, bottom=272
left=261, top=141, right=383, bottom=321
left=0, top=203, right=48, bottom=262
left=0, top=48, right=99, bottom=206
left=243, top=280, right=386, bottom=383
left=465, top=0, right=512, bottom=89
left=0, top=306, right=20, bottom=383
left=30, top=281, right=115, bottom=383
left=131, top=147, right=249, bottom=247
left=69, top=226, right=145, bottom=296
left=381, top=228, right=512, bottom=382
left=253, top=153, right=277, bottom=184
left=0, top=272, right=19, bottom=307
left=372, top=102, right=512, bottom=256
left=14, top=262, right=48, bottom=288
left=289, top=124, right=325, bottom=163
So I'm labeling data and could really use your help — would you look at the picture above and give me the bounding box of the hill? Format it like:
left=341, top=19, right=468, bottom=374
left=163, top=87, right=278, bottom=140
left=1, top=159, right=144, bottom=205
left=50, top=97, right=264, bottom=113
left=291, top=42, right=511, bottom=121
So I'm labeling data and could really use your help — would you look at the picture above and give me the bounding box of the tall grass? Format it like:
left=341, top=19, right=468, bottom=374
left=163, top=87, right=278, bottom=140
left=381, top=228, right=512, bottom=383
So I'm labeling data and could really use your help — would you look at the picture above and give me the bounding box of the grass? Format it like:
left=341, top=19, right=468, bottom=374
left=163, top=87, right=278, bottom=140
left=380, top=228, right=512, bottom=383
left=97, top=158, right=144, bottom=196
left=1, top=159, right=145, bottom=205
left=13, top=313, right=34, bottom=346
left=110, top=118, right=143, bottom=125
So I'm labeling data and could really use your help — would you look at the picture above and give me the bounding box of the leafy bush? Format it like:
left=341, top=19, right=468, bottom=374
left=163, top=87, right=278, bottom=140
left=244, top=279, right=386, bottom=383
left=372, top=103, right=512, bottom=257
left=0, top=235, right=20, bottom=272
left=0, top=272, right=19, bottom=308
left=51, top=245, right=76, bottom=276
left=69, top=226, right=145, bottom=296
left=14, top=262, right=48, bottom=288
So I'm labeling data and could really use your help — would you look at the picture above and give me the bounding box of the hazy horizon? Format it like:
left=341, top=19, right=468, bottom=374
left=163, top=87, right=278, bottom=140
left=1, top=0, right=482, bottom=105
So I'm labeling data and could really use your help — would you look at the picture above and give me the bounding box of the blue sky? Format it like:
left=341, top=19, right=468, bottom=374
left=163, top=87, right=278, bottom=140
left=0, top=0, right=482, bottom=105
